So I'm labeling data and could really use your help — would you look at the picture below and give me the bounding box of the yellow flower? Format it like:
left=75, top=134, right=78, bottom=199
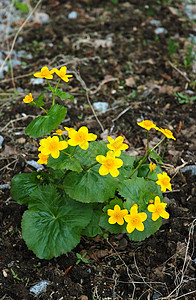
left=149, top=162, right=156, bottom=172
left=34, top=66, right=54, bottom=79
left=156, top=172, right=172, bottom=192
left=53, top=129, right=66, bottom=136
left=107, top=205, right=128, bottom=225
left=67, top=126, right=97, bottom=150
left=137, top=120, right=157, bottom=131
left=107, top=136, right=129, bottom=157
left=158, top=128, right=176, bottom=140
left=148, top=196, right=169, bottom=221
left=52, top=66, right=73, bottom=82
left=38, top=136, right=68, bottom=159
left=124, top=204, right=147, bottom=234
left=23, top=93, right=33, bottom=103
left=37, top=153, right=49, bottom=165
left=96, top=151, right=123, bottom=177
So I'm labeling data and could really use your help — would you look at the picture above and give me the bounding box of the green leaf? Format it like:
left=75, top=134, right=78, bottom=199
left=149, top=151, right=163, bottom=164
left=126, top=211, right=162, bottom=241
left=11, top=173, right=42, bottom=204
left=55, top=89, right=74, bottom=101
left=14, top=2, right=29, bottom=13
left=82, top=205, right=103, bottom=237
left=118, top=178, right=162, bottom=210
left=47, top=146, right=83, bottom=173
left=21, top=185, right=93, bottom=259
left=137, top=163, right=162, bottom=179
left=117, top=152, right=136, bottom=179
left=25, top=104, right=67, bottom=138
left=34, top=93, right=44, bottom=108
left=63, top=165, right=118, bottom=203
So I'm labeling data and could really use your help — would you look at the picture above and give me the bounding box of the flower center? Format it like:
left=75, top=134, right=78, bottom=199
left=112, top=140, right=121, bottom=150
left=41, top=69, right=49, bottom=76
left=161, top=178, right=169, bottom=186
left=144, top=120, right=153, bottom=127
left=49, top=140, right=58, bottom=151
left=76, top=132, right=87, bottom=143
left=131, top=216, right=140, bottom=226
left=60, top=70, right=66, bottom=77
left=105, top=158, right=114, bottom=169
left=114, top=211, right=122, bottom=220
left=154, top=204, right=164, bottom=215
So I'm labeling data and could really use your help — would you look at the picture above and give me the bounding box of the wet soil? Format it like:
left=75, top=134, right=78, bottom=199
left=0, top=0, right=196, bottom=299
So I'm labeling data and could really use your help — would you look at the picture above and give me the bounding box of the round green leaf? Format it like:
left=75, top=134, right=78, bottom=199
left=118, top=178, right=163, bottom=210
left=82, top=206, right=103, bottom=237
left=25, top=104, right=67, bottom=138
left=63, top=165, right=118, bottom=203
left=21, top=185, right=93, bottom=259
left=11, top=172, right=41, bottom=204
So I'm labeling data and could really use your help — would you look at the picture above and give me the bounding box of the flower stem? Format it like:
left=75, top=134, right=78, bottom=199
left=61, top=150, right=72, bottom=157
left=40, top=106, right=48, bottom=114
left=147, top=130, right=149, bottom=153
left=47, top=79, right=55, bottom=106
left=84, top=161, right=99, bottom=171
left=127, top=136, right=166, bottom=179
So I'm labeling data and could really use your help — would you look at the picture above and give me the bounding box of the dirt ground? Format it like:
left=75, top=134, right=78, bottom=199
left=0, top=0, right=196, bottom=299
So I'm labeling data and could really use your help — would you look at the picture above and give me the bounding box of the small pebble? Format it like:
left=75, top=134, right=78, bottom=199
left=68, top=11, right=77, bottom=19
left=181, top=165, right=196, bottom=176
left=93, top=102, right=109, bottom=113
left=29, top=280, right=51, bottom=295
left=154, top=27, right=168, bottom=35
left=0, top=184, right=10, bottom=189
left=0, top=135, right=4, bottom=149
left=27, top=160, right=44, bottom=170
left=149, top=20, right=161, bottom=27
left=30, top=78, right=44, bottom=85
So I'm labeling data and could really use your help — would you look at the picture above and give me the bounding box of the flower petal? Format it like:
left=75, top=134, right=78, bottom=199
left=160, top=210, right=169, bottom=219
left=139, top=212, right=147, bottom=222
left=96, top=155, right=106, bottom=164
left=110, top=168, right=119, bottom=177
left=152, top=212, right=160, bottom=221
left=87, top=133, right=97, bottom=141
left=126, top=223, right=135, bottom=234
left=58, top=141, right=68, bottom=150
left=148, top=204, right=155, bottom=213
left=79, top=141, right=89, bottom=150
left=136, top=222, right=144, bottom=231
left=51, top=149, right=60, bottom=159
left=99, top=165, right=109, bottom=176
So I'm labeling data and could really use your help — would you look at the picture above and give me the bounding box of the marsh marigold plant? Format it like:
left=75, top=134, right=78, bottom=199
left=11, top=66, right=176, bottom=260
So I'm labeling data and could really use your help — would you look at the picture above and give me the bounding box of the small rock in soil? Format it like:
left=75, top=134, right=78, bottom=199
left=0, top=135, right=4, bottom=149
left=27, top=160, right=44, bottom=170
left=29, top=280, right=51, bottom=295
left=181, top=165, right=196, bottom=176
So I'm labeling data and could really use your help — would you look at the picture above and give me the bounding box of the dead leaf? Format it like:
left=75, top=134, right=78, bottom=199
left=159, top=84, right=180, bottom=95
left=0, top=145, right=18, bottom=156
left=88, top=249, right=111, bottom=260
left=161, top=74, right=171, bottom=80
left=168, top=6, right=179, bottom=16
left=125, top=77, right=136, bottom=88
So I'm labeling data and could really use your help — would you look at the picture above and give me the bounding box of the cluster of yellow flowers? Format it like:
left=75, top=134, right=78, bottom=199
left=96, top=136, right=129, bottom=177
left=137, top=120, right=176, bottom=140
left=23, top=66, right=73, bottom=103
left=108, top=196, right=169, bottom=234
left=37, top=126, right=97, bottom=164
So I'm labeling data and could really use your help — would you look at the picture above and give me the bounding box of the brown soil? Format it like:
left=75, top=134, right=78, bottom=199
left=0, top=0, right=196, bottom=299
